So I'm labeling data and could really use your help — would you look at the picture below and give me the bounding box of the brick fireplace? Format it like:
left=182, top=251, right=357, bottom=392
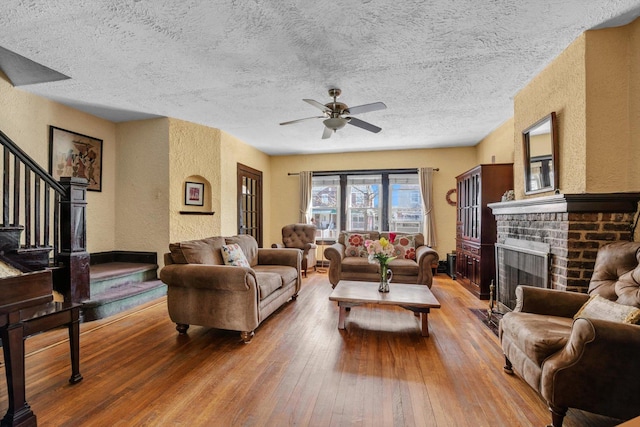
left=489, top=193, right=640, bottom=293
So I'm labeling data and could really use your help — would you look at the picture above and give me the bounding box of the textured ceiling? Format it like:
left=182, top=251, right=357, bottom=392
left=1, top=1, right=640, bottom=155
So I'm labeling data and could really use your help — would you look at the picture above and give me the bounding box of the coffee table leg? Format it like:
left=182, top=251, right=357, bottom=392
left=338, top=303, right=347, bottom=330
left=421, top=309, right=430, bottom=337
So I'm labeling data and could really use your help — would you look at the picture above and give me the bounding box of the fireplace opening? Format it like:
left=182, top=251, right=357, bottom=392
left=494, top=238, right=551, bottom=311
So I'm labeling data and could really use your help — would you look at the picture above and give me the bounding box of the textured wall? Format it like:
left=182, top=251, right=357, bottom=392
left=269, top=147, right=477, bottom=259
left=0, top=72, right=117, bottom=253
left=585, top=26, right=632, bottom=192
left=168, top=119, right=221, bottom=244
left=630, top=20, right=640, bottom=194
left=585, top=19, right=640, bottom=193
left=511, top=18, right=640, bottom=198
left=115, top=119, right=170, bottom=262
left=514, top=35, right=587, bottom=198
left=475, top=118, right=514, bottom=165
left=219, top=131, right=271, bottom=243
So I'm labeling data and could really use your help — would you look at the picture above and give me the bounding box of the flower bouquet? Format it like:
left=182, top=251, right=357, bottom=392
left=364, top=237, right=396, bottom=292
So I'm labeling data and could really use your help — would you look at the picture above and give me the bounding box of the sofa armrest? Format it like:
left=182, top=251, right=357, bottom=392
left=300, top=242, right=316, bottom=258
left=160, top=264, right=255, bottom=291
left=514, top=285, right=590, bottom=317
left=324, top=243, right=345, bottom=288
left=258, top=247, right=301, bottom=269
left=416, top=245, right=439, bottom=288
left=541, top=318, right=640, bottom=418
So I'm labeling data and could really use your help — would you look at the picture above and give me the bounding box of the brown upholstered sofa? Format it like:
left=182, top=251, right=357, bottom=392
left=499, top=241, right=640, bottom=427
left=159, top=235, right=302, bottom=343
left=272, top=223, right=317, bottom=276
left=324, top=231, right=439, bottom=288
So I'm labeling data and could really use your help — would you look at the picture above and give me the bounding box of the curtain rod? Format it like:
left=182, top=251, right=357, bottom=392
left=288, top=168, right=439, bottom=176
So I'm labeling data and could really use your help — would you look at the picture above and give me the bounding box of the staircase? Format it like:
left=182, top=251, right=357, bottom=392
left=82, top=252, right=167, bottom=321
left=0, top=128, right=166, bottom=321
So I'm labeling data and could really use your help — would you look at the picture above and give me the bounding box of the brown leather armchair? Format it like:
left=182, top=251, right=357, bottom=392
left=499, top=241, right=640, bottom=427
left=272, top=223, right=317, bottom=276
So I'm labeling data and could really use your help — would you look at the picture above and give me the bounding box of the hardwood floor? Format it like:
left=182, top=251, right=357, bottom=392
left=0, top=273, right=625, bottom=426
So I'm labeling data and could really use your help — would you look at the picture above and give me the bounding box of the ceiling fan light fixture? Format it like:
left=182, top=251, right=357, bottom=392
left=323, top=117, right=348, bottom=131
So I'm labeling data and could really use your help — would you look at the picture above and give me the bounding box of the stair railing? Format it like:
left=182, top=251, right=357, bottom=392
left=0, top=129, right=89, bottom=303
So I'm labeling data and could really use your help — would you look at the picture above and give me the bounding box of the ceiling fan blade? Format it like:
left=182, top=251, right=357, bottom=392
left=322, top=126, right=333, bottom=139
left=347, top=102, right=387, bottom=115
left=304, top=99, right=331, bottom=113
left=280, top=116, right=324, bottom=126
left=347, top=117, right=382, bottom=133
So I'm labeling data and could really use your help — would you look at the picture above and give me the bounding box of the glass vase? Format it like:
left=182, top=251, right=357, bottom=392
left=379, top=263, right=393, bottom=293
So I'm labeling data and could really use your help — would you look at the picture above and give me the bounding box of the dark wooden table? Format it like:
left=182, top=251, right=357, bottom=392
left=329, top=281, right=441, bottom=337
left=0, top=301, right=82, bottom=427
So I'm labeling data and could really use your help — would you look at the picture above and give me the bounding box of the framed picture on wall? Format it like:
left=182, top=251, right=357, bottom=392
left=49, top=126, right=103, bottom=192
left=185, top=181, right=204, bottom=206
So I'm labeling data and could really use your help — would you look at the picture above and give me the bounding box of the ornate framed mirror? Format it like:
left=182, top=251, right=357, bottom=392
left=522, top=112, right=558, bottom=195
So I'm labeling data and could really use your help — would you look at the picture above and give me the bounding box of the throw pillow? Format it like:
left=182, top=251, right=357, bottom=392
left=394, top=234, right=417, bottom=260
left=574, top=294, right=640, bottom=324
left=221, top=244, right=251, bottom=268
left=345, top=233, right=369, bottom=257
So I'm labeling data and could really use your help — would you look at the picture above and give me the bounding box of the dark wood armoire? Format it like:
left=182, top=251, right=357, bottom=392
left=455, top=163, right=513, bottom=299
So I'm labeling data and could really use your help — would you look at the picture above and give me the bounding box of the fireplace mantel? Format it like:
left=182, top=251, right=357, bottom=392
left=488, top=192, right=640, bottom=215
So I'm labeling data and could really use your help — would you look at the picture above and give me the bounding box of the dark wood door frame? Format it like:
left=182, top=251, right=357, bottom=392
left=237, top=163, right=263, bottom=247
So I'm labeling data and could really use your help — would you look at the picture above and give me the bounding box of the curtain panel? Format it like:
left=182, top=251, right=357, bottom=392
left=299, top=171, right=313, bottom=223
left=418, top=167, right=437, bottom=247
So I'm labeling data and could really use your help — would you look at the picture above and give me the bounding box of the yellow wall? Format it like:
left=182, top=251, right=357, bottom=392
left=509, top=18, right=640, bottom=198
left=269, top=147, right=477, bottom=259
left=167, top=119, right=222, bottom=244
left=475, top=118, right=515, bottom=165
left=513, top=35, right=587, bottom=198
left=115, top=119, right=170, bottom=261
left=220, top=130, right=272, bottom=243
left=629, top=21, right=640, bottom=189
left=0, top=73, right=117, bottom=253
left=584, top=24, right=639, bottom=192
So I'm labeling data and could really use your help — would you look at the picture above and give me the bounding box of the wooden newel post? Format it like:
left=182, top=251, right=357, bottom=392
left=57, top=177, right=90, bottom=303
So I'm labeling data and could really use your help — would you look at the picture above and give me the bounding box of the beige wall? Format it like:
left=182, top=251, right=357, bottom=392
left=269, top=147, right=477, bottom=259
left=475, top=118, right=514, bottom=165
left=0, top=73, right=117, bottom=253
left=510, top=18, right=640, bottom=198
left=584, top=23, right=639, bottom=192
left=513, top=35, right=587, bottom=198
left=115, top=119, right=170, bottom=262
left=629, top=20, right=640, bottom=190
left=219, top=131, right=272, bottom=243
left=167, top=119, right=222, bottom=244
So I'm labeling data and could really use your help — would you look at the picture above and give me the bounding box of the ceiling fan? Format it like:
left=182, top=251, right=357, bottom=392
left=280, top=88, right=386, bottom=139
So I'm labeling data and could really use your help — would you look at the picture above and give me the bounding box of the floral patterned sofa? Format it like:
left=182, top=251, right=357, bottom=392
left=323, top=231, right=439, bottom=288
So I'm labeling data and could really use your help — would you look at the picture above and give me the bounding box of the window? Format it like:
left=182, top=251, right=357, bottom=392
left=311, top=176, right=340, bottom=239
left=389, top=174, right=422, bottom=233
left=347, top=175, right=381, bottom=231
left=311, top=170, right=423, bottom=236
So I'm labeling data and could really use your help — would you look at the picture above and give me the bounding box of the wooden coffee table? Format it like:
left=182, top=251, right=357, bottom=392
left=328, top=280, right=441, bottom=337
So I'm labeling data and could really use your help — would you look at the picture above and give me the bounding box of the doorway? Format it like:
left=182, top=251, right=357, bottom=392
left=237, top=163, right=263, bottom=247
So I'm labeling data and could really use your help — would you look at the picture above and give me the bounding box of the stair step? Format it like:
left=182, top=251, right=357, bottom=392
left=82, top=261, right=165, bottom=322
left=90, top=262, right=158, bottom=295
left=82, top=279, right=166, bottom=322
